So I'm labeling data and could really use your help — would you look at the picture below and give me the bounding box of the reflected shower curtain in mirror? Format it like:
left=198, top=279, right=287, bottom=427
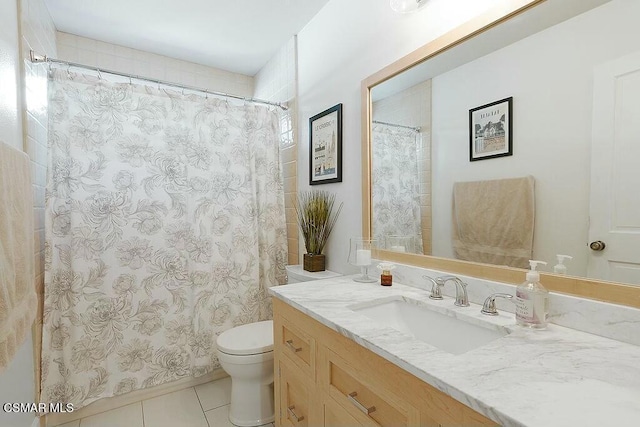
left=372, top=124, right=424, bottom=254
left=41, top=69, right=287, bottom=409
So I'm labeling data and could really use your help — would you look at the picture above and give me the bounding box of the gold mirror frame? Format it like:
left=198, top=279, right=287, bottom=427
left=361, top=0, right=640, bottom=309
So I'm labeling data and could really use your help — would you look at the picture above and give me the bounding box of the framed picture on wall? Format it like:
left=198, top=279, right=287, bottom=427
left=469, top=97, right=513, bottom=161
left=309, top=103, right=342, bottom=185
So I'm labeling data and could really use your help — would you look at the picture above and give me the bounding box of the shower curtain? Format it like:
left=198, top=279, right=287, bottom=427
left=371, top=123, right=424, bottom=254
left=41, top=69, right=287, bottom=408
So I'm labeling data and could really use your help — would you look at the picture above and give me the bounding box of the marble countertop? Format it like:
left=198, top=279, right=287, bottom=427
left=269, top=276, right=640, bottom=427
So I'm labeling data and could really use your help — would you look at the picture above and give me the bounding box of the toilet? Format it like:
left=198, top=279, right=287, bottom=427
left=216, top=266, right=340, bottom=426
left=217, top=320, right=275, bottom=427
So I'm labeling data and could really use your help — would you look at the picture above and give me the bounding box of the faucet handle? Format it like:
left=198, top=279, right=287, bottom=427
left=481, top=293, right=513, bottom=316
left=423, top=275, right=443, bottom=300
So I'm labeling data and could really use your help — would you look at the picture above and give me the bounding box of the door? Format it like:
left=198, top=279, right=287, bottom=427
left=588, top=51, right=640, bottom=284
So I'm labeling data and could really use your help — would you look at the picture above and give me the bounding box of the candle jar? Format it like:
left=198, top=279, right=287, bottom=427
left=385, top=235, right=414, bottom=253
left=347, top=238, right=378, bottom=283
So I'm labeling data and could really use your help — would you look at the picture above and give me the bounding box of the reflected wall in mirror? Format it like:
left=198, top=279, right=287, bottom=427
left=367, top=0, right=640, bottom=287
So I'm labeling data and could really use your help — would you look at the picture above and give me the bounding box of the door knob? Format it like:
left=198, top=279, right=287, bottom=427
left=589, top=241, right=606, bottom=251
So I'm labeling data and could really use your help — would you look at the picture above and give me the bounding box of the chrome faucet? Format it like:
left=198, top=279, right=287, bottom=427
left=423, top=276, right=442, bottom=300
left=424, top=275, right=469, bottom=307
left=481, top=293, right=513, bottom=316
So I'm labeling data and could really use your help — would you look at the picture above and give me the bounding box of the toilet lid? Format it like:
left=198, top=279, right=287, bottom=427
left=217, top=320, right=274, bottom=355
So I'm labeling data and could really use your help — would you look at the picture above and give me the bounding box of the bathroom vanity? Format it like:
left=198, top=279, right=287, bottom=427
left=269, top=275, right=640, bottom=426
left=272, top=298, right=496, bottom=427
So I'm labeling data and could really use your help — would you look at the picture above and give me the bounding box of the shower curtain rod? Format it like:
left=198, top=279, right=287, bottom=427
left=29, top=50, right=288, bottom=111
left=372, top=120, right=420, bottom=132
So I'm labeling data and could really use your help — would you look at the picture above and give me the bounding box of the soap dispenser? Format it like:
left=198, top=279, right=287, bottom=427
left=515, top=260, right=549, bottom=329
left=553, top=255, right=573, bottom=275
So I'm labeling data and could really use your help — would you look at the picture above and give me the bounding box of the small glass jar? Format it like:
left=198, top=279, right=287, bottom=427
left=377, top=263, right=395, bottom=286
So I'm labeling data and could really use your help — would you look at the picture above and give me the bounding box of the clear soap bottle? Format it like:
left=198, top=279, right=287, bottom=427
left=553, top=254, right=573, bottom=275
left=515, top=260, right=549, bottom=329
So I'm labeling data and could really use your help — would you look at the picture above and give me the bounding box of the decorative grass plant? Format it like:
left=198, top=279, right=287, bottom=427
left=294, top=190, right=342, bottom=271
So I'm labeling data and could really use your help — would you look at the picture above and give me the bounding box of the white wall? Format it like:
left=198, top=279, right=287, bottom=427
left=0, top=0, right=22, bottom=149
left=431, top=0, right=640, bottom=277
left=56, top=32, right=254, bottom=98
left=254, top=37, right=301, bottom=266
left=296, top=0, right=511, bottom=274
left=0, top=331, right=36, bottom=427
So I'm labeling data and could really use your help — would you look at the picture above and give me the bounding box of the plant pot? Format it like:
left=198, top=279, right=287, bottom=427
left=303, top=253, right=326, bottom=272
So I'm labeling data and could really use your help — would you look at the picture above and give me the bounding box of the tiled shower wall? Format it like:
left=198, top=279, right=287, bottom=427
left=253, top=37, right=299, bottom=265
left=56, top=32, right=254, bottom=97
left=372, top=80, right=432, bottom=254
left=19, top=0, right=57, bottom=405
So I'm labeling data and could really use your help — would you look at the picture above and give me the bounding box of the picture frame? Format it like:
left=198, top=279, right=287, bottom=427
left=309, top=103, right=342, bottom=185
left=469, top=97, right=513, bottom=161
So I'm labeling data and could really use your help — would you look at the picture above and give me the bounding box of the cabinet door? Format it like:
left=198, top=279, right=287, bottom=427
left=274, top=311, right=316, bottom=380
left=323, top=397, right=364, bottom=427
left=278, top=361, right=311, bottom=427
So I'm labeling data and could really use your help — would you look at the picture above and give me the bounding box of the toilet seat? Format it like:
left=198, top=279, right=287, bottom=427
left=217, top=320, right=273, bottom=356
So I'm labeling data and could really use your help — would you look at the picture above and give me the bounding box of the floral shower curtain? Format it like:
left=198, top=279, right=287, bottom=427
left=371, top=123, right=424, bottom=254
left=41, top=69, right=287, bottom=408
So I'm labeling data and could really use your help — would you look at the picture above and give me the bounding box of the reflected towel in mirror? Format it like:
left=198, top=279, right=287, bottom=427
left=452, top=176, right=534, bottom=268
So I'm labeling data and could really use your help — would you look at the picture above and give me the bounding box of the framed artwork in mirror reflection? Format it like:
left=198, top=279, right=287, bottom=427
left=309, top=103, right=342, bottom=185
left=469, top=97, right=512, bottom=161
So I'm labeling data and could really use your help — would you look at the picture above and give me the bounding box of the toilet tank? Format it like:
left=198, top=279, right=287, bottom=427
left=285, top=265, right=341, bottom=283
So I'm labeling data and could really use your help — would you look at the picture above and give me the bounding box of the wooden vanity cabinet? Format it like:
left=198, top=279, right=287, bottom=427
left=273, top=298, right=498, bottom=427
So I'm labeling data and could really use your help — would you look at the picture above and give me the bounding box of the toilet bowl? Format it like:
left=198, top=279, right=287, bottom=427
left=216, top=320, right=274, bottom=427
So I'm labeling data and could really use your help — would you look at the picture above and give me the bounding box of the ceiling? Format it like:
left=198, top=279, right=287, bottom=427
left=44, top=0, right=330, bottom=76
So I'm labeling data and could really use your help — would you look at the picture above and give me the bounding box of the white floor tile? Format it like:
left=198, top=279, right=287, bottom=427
left=195, top=377, right=232, bottom=411
left=205, top=405, right=273, bottom=427
left=142, top=387, right=208, bottom=427
left=204, top=405, right=233, bottom=427
left=79, top=403, right=142, bottom=427
left=55, top=421, right=80, bottom=427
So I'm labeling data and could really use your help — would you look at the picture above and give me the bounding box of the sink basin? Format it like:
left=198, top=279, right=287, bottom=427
left=350, top=297, right=508, bottom=355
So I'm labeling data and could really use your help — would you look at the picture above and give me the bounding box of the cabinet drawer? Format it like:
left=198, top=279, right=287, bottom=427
left=321, top=348, right=419, bottom=427
left=323, top=396, right=364, bottom=426
left=275, top=313, right=316, bottom=379
left=279, top=361, right=310, bottom=427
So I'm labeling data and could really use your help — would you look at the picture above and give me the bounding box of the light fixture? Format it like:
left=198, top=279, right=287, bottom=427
left=390, top=0, right=427, bottom=14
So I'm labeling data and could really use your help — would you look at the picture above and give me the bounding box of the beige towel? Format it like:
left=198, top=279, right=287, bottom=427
left=0, top=140, right=36, bottom=374
left=452, top=176, right=534, bottom=268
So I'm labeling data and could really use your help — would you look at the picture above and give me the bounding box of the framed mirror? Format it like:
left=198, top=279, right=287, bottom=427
left=361, top=0, right=640, bottom=308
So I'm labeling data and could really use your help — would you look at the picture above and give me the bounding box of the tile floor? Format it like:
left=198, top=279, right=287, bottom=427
left=55, top=377, right=275, bottom=427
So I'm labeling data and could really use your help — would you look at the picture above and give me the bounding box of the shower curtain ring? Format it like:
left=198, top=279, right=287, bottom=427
left=129, top=75, right=133, bottom=86
left=97, top=69, right=102, bottom=80
left=205, top=89, right=208, bottom=100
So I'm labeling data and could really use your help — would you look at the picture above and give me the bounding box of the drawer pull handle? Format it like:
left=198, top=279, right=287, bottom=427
left=286, top=339, right=302, bottom=353
left=348, top=391, right=376, bottom=415
left=287, top=405, right=305, bottom=422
